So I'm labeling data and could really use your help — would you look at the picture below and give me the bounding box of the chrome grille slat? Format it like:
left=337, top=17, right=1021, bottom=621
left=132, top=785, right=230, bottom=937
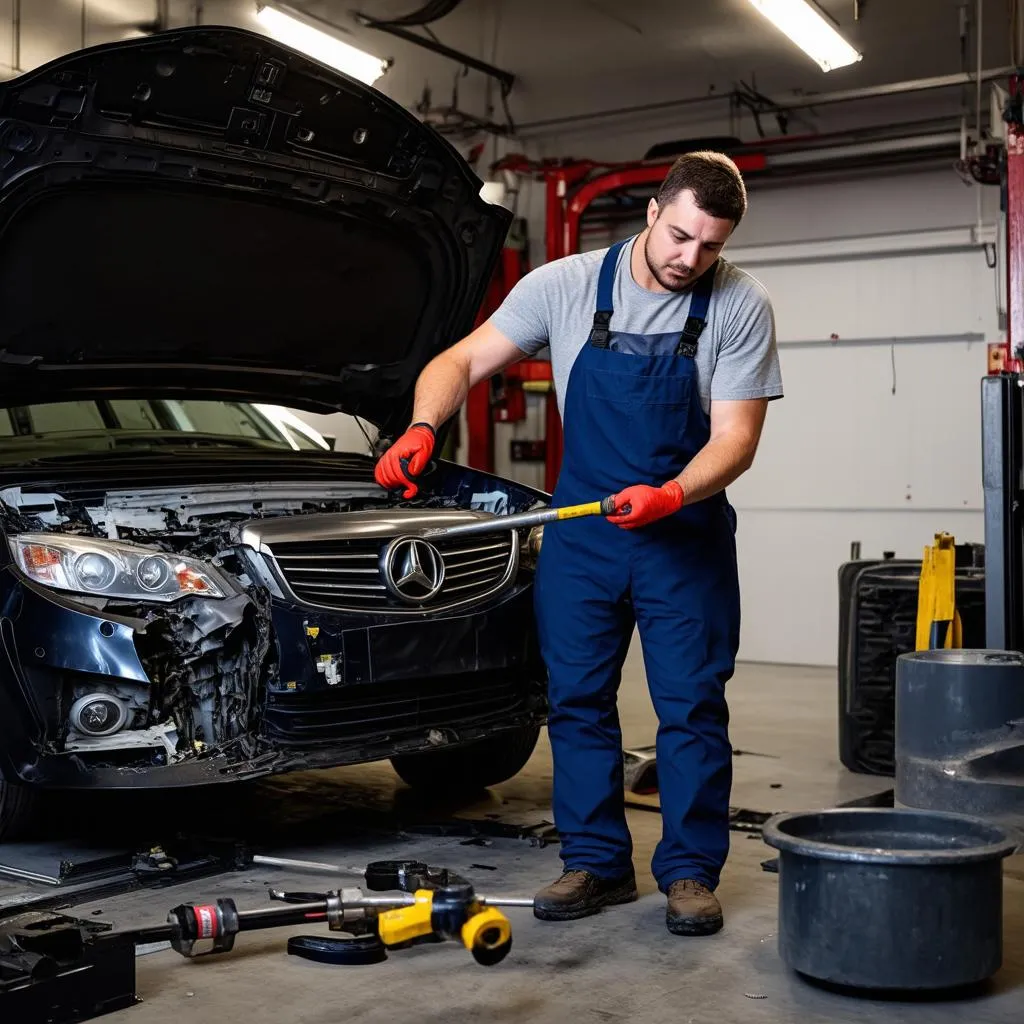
left=445, top=578, right=499, bottom=594
left=264, top=515, right=519, bottom=614
left=446, top=563, right=507, bottom=582
left=279, top=566, right=380, bottom=575
left=292, top=582, right=388, bottom=592
left=437, top=542, right=508, bottom=558
left=272, top=557, right=380, bottom=565
left=442, top=552, right=509, bottom=570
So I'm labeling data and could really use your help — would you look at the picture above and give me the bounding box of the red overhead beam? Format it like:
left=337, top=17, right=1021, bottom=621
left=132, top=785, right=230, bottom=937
left=562, top=153, right=768, bottom=256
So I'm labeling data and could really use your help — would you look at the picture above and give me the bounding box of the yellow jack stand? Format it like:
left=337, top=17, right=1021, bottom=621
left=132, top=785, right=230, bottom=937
left=915, top=532, right=963, bottom=651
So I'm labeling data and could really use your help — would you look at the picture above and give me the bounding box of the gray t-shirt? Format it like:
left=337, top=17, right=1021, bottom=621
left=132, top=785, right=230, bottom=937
left=490, top=235, right=783, bottom=421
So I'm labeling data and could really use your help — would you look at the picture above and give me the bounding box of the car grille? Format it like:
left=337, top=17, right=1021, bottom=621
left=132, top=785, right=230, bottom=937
left=268, top=533, right=517, bottom=613
left=263, top=673, right=537, bottom=747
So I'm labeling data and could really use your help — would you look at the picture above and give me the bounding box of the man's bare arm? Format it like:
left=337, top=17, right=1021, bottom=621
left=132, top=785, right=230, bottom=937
left=409, top=321, right=528, bottom=429
left=674, top=398, right=768, bottom=504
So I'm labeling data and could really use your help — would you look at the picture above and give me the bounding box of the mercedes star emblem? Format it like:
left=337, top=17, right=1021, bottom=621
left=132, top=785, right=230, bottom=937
left=381, top=536, right=445, bottom=604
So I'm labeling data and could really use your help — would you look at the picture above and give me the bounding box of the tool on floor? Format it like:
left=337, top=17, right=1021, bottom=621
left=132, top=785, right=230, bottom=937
left=1, top=910, right=139, bottom=1024
left=0, top=862, right=522, bottom=1023
left=160, top=858, right=515, bottom=967
left=418, top=495, right=623, bottom=542
left=164, top=886, right=510, bottom=966
left=622, top=745, right=658, bottom=795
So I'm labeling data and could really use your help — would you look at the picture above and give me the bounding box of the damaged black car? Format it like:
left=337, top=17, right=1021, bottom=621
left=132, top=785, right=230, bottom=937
left=0, top=27, right=549, bottom=839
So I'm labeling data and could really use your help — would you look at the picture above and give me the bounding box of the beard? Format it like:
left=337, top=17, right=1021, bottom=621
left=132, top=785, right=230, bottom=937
left=644, top=233, right=696, bottom=292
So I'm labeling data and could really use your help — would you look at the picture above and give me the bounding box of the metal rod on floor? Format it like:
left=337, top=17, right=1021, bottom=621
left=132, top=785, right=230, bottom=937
left=252, top=854, right=364, bottom=876
left=483, top=897, right=536, bottom=908
left=251, top=854, right=535, bottom=908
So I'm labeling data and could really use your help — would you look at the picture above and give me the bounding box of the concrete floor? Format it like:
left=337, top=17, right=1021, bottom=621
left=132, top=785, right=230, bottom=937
left=5, top=652, right=1024, bottom=1023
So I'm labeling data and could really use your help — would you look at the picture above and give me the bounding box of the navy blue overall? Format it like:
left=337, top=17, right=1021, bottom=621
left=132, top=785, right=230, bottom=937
left=534, top=238, right=741, bottom=893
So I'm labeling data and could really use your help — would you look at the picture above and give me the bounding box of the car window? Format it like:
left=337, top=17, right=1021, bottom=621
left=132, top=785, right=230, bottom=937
left=25, top=401, right=108, bottom=434
left=162, top=400, right=278, bottom=441
left=108, top=400, right=164, bottom=431
left=0, top=399, right=330, bottom=453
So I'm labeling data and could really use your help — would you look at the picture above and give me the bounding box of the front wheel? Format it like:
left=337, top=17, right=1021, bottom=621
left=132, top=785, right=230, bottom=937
left=390, top=723, right=541, bottom=792
left=0, top=779, right=41, bottom=842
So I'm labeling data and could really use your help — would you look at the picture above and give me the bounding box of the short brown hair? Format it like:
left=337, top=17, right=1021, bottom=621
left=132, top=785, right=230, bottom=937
left=656, top=151, right=747, bottom=226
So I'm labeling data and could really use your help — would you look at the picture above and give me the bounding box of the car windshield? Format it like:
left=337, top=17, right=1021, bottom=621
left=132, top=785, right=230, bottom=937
left=0, top=399, right=332, bottom=459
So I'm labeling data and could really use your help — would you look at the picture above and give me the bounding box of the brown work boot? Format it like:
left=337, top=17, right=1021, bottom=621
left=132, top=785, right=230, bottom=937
left=665, top=879, right=724, bottom=936
left=533, top=869, right=638, bottom=921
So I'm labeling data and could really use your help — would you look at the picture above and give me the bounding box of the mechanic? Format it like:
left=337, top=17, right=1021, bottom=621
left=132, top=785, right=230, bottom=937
left=375, top=152, right=782, bottom=937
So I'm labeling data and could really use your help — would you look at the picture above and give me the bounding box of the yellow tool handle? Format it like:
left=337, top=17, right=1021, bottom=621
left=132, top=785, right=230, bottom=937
left=461, top=906, right=512, bottom=966
left=556, top=496, right=619, bottom=520
left=376, top=891, right=434, bottom=946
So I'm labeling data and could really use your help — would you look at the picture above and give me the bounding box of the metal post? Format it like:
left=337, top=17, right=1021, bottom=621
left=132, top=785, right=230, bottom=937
left=12, top=0, right=21, bottom=74
left=545, top=171, right=568, bottom=264
left=1008, top=75, right=1024, bottom=363
left=465, top=244, right=524, bottom=473
left=982, top=374, right=1024, bottom=651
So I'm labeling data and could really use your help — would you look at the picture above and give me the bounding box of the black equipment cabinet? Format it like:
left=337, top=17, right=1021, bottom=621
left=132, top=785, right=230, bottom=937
left=838, top=553, right=986, bottom=777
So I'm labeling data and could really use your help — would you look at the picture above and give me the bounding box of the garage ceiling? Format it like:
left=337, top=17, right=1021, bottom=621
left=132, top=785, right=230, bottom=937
left=321, top=0, right=1011, bottom=123
left=3, top=2, right=1009, bottom=149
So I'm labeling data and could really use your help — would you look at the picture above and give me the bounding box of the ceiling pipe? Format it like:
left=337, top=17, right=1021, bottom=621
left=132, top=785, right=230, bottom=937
left=354, top=11, right=515, bottom=92
left=516, top=65, right=1016, bottom=136
left=765, top=130, right=962, bottom=167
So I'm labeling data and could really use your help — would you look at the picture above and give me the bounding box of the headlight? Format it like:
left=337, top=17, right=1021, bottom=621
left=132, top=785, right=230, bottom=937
left=520, top=525, right=544, bottom=569
left=9, top=534, right=227, bottom=602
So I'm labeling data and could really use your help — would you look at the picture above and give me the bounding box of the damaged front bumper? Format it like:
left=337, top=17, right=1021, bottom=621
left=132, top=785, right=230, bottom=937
left=7, top=711, right=545, bottom=789
left=0, top=567, right=546, bottom=789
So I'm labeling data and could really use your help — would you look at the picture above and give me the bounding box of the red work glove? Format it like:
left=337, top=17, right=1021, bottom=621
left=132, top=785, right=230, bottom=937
left=606, top=480, right=684, bottom=530
left=374, top=422, right=436, bottom=499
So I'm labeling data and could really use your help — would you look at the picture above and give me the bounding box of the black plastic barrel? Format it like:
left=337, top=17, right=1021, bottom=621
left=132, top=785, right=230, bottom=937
left=895, top=649, right=1024, bottom=825
left=762, top=808, right=1017, bottom=990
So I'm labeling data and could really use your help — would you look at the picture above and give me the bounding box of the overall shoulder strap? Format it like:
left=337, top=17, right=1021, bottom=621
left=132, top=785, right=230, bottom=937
left=588, top=239, right=629, bottom=349
left=676, top=261, right=719, bottom=357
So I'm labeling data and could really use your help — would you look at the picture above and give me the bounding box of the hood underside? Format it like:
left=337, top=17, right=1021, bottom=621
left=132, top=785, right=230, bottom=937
left=0, top=26, right=511, bottom=433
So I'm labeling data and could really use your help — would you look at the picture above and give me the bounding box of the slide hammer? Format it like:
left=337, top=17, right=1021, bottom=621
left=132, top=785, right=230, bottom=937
left=419, top=495, right=623, bottom=542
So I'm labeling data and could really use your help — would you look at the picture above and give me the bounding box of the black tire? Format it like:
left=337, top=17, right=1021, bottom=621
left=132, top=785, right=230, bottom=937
left=0, top=778, right=41, bottom=842
left=390, top=724, right=541, bottom=792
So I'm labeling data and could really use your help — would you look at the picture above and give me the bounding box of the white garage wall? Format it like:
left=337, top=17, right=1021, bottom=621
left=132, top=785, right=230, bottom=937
left=726, top=170, right=1000, bottom=665
left=564, top=166, right=1002, bottom=666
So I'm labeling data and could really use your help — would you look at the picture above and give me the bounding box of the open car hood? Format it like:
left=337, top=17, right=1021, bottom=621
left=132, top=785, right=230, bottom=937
left=0, top=26, right=511, bottom=436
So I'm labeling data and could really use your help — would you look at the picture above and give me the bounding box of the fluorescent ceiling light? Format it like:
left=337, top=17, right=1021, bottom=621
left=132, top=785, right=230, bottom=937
left=746, top=0, right=862, bottom=72
left=255, top=4, right=389, bottom=85
left=479, top=181, right=507, bottom=206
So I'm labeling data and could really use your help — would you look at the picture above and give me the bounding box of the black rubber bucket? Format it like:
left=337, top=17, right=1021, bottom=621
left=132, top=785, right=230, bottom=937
left=762, top=808, right=1017, bottom=991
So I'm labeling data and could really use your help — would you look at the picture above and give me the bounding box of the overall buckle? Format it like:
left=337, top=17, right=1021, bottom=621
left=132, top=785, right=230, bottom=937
left=676, top=315, right=706, bottom=357
left=589, top=310, right=612, bottom=348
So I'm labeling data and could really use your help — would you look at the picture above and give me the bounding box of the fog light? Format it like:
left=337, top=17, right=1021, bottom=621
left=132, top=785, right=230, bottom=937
left=69, top=693, right=128, bottom=737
